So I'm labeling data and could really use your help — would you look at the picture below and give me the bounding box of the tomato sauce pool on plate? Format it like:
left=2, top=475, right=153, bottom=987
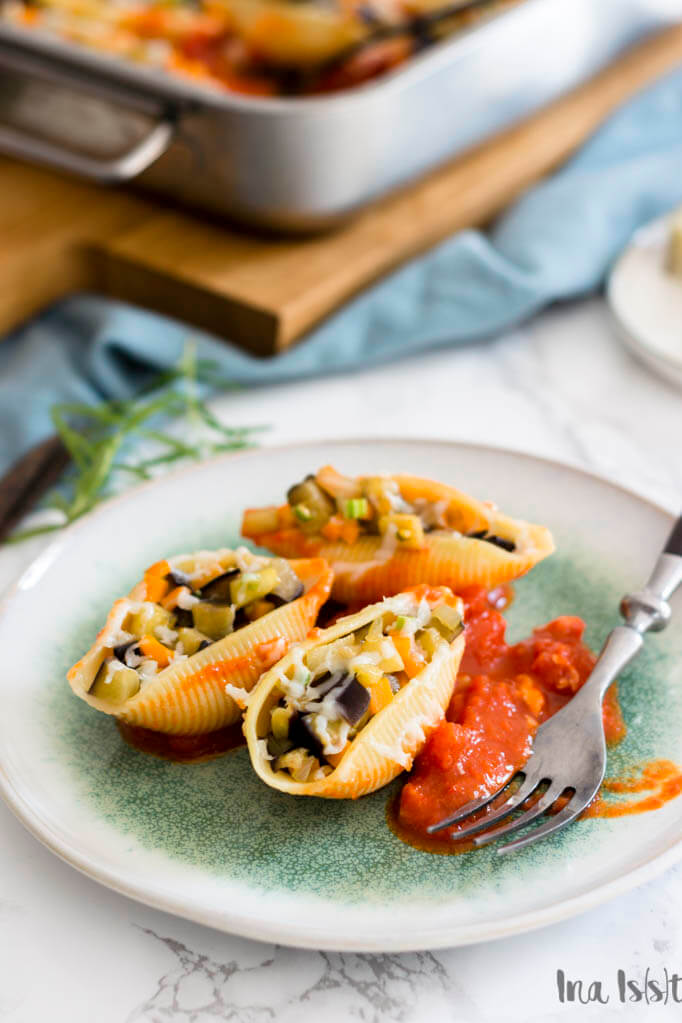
left=393, top=586, right=626, bottom=852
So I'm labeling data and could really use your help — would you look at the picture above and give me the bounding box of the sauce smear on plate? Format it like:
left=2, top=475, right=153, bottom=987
left=117, top=720, right=245, bottom=763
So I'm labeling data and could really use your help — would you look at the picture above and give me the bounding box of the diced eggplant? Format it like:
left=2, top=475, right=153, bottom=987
left=308, top=671, right=340, bottom=698
left=467, top=530, right=515, bottom=552
left=269, top=559, right=305, bottom=603
left=332, top=675, right=370, bottom=725
left=230, top=566, right=279, bottom=608
left=91, top=662, right=140, bottom=704
left=113, top=639, right=139, bottom=663
left=199, top=568, right=239, bottom=603
left=286, top=476, right=334, bottom=533
left=288, top=712, right=324, bottom=756
left=173, top=607, right=195, bottom=629
left=191, top=602, right=235, bottom=641
left=165, top=568, right=193, bottom=589
left=243, top=506, right=280, bottom=535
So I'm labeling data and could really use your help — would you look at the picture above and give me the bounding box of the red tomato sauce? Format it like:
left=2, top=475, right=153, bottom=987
left=117, top=720, right=245, bottom=763
left=395, top=585, right=626, bottom=850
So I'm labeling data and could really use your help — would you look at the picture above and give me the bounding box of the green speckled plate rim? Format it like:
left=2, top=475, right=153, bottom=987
left=0, top=438, right=679, bottom=953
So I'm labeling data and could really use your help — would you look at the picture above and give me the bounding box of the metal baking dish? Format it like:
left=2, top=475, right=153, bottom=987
left=0, top=0, right=678, bottom=231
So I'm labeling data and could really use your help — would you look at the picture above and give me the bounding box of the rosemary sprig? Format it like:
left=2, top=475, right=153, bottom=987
left=6, top=346, right=266, bottom=545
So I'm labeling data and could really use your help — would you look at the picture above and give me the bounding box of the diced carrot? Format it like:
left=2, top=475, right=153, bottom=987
left=391, top=634, right=426, bottom=679
left=143, top=561, right=171, bottom=603
left=321, top=514, right=345, bottom=542
left=326, top=743, right=350, bottom=768
left=277, top=504, right=295, bottom=528
left=340, top=519, right=360, bottom=545
left=161, top=586, right=190, bottom=611
left=138, top=634, right=173, bottom=669
left=368, top=676, right=394, bottom=715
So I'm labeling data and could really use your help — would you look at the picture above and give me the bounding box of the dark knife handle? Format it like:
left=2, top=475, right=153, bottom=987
left=0, top=435, right=70, bottom=543
left=664, top=516, right=682, bottom=558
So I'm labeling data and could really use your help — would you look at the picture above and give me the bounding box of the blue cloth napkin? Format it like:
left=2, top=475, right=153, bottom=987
left=3, top=66, right=682, bottom=475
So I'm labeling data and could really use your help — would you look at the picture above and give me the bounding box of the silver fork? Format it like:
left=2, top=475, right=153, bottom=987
left=427, top=514, right=682, bottom=854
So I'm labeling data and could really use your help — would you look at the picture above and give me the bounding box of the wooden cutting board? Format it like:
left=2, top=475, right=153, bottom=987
left=2, top=23, right=682, bottom=356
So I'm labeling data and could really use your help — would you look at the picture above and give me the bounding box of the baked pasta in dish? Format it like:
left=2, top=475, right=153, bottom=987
left=244, top=584, right=465, bottom=797
left=242, top=466, right=555, bottom=603
left=0, top=0, right=516, bottom=96
left=68, top=547, right=332, bottom=733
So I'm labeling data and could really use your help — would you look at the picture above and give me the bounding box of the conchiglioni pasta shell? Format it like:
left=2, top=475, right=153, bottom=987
left=67, top=556, right=333, bottom=734
left=242, top=472, right=555, bottom=603
left=244, top=592, right=465, bottom=799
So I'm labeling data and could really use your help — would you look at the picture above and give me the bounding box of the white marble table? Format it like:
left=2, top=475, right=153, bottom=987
left=1, top=295, right=681, bottom=1022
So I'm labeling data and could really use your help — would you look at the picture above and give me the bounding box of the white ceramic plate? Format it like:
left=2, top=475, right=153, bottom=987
left=608, top=212, right=682, bottom=389
left=0, top=439, right=680, bottom=952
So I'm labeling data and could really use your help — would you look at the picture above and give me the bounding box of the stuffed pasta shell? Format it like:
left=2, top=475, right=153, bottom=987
left=244, top=584, right=465, bottom=798
left=242, top=466, right=555, bottom=603
left=68, top=547, right=332, bottom=734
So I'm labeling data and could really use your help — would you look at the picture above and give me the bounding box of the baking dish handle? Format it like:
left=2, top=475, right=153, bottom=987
left=0, top=41, right=177, bottom=183
left=0, top=115, right=175, bottom=184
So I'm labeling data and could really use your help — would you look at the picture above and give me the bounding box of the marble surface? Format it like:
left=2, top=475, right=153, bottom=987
left=1, top=295, right=682, bottom=1022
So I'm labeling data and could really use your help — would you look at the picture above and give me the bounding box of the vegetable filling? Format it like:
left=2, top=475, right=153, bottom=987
left=89, top=548, right=303, bottom=705
left=243, top=467, right=517, bottom=553
left=261, top=591, right=463, bottom=782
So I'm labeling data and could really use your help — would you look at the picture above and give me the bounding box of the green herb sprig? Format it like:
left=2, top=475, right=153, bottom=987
left=8, top=346, right=265, bottom=545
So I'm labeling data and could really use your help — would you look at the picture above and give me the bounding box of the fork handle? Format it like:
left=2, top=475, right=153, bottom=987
left=585, top=515, right=682, bottom=701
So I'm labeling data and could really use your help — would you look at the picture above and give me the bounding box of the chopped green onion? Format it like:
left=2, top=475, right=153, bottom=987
left=293, top=503, right=313, bottom=522
left=343, top=497, right=369, bottom=520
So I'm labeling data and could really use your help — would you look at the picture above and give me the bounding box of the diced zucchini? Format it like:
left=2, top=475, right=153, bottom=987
left=378, top=513, right=425, bottom=550
left=286, top=477, right=334, bottom=533
left=91, top=662, right=140, bottom=704
left=177, top=627, right=210, bottom=656
left=271, top=705, right=292, bottom=740
left=417, top=627, right=442, bottom=658
left=354, top=663, right=384, bottom=689
left=230, top=566, right=279, bottom=608
left=126, top=604, right=174, bottom=639
left=191, top=602, right=235, bottom=641
left=431, top=603, right=463, bottom=641
left=362, top=635, right=404, bottom=673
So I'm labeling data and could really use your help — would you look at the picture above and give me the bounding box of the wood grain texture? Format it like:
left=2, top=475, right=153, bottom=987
left=0, top=23, right=680, bottom=355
